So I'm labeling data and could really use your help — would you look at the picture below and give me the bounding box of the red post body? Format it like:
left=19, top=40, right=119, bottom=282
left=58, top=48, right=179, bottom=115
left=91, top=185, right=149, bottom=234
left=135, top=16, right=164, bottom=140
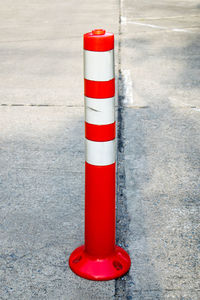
left=84, top=78, right=115, bottom=98
left=85, top=162, right=115, bottom=257
left=85, top=122, right=116, bottom=141
left=69, top=29, right=131, bottom=280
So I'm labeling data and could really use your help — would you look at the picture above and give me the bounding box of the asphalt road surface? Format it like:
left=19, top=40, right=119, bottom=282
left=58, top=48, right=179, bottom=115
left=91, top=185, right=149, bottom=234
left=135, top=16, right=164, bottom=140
left=0, top=0, right=199, bottom=299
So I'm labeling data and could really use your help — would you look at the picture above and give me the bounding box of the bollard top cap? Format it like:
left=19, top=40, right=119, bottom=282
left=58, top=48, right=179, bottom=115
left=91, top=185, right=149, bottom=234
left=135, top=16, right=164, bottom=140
left=92, top=29, right=106, bottom=35
left=84, top=29, right=114, bottom=51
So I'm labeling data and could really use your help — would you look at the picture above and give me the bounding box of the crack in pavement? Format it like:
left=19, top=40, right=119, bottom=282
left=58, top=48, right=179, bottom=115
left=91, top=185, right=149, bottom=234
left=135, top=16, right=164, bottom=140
left=115, top=0, right=132, bottom=298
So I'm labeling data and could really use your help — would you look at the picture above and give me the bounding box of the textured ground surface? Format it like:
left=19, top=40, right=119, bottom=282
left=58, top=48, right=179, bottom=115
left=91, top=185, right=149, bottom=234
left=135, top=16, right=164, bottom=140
left=0, top=0, right=199, bottom=299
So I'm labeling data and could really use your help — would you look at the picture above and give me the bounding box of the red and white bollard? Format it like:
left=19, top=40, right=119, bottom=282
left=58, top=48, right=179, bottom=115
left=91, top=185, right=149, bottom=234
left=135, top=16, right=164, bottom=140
left=69, top=29, right=131, bottom=280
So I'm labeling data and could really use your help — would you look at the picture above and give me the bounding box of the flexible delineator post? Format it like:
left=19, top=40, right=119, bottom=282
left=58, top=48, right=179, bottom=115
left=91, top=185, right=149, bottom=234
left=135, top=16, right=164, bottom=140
left=69, top=29, right=131, bottom=280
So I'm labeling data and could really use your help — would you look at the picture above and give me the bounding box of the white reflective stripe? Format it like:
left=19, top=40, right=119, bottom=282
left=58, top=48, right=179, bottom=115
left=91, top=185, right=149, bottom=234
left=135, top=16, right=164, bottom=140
left=85, top=139, right=115, bottom=166
left=85, top=96, right=115, bottom=125
left=84, top=50, right=114, bottom=81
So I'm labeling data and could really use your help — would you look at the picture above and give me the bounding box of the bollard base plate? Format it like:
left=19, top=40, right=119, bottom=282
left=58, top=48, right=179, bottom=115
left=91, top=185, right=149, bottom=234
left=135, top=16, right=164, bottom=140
left=69, top=245, right=131, bottom=281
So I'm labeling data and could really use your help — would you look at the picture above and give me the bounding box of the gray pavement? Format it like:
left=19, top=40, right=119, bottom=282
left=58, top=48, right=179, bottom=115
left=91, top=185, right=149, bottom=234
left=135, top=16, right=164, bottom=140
left=0, top=0, right=199, bottom=299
